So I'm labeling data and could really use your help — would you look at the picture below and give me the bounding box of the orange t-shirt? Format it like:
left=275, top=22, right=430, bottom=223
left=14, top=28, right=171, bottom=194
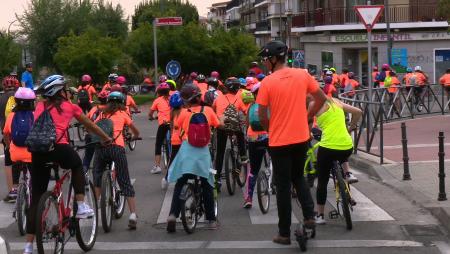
left=97, top=110, right=132, bottom=148
left=403, top=73, right=413, bottom=86
left=197, top=82, right=208, bottom=96
left=332, top=74, right=340, bottom=87
left=177, top=106, right=220, bottom=140
left=372, top=71, right=380, bottom=82
left=339, top=73, right=349, bottom=87
left=87, top=105, right=105, bottom=120
left=439, top=74, right=450, bottom=87
left=150, top=96, right=171, bottom=125
left=102, top=83, right=112, bottom=92
left=3, top=112, right=32, bottom=163
left=413, top=72, right=427, bottom=86
left=77, top=85, right=97, bottom=102
left=171, top=111, right=182, bottom=146
left=388, top=77, right=401, bottom=93
left=213, top=93, right=245, bottom=118
left=256, top=68, right=319, bottom=147
left=126, top=95, right=137, bottom=114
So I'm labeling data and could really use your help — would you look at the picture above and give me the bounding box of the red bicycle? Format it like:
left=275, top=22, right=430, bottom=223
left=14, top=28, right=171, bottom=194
left=35, top=145, right=98, bottom=254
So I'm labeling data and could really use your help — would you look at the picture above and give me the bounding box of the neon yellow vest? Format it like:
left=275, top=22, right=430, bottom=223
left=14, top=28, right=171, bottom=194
left=316, top=102, right=353, bottom=150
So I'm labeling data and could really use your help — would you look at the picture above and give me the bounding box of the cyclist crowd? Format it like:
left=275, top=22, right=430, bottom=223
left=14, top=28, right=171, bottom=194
left=0, top=40, right=449, bottom=254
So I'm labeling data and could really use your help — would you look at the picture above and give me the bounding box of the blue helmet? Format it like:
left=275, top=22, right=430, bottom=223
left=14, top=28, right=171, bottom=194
left=169, top=91, right=183, bottom=108
left=239, top=78, right=247, bottom=86
left=256, top=73, right=265, bottom=81
left=107, top=91, right=125, bottom=104
left=406, top=67, right=413, bottom=73
left=36, top=75, right=66, bottom=97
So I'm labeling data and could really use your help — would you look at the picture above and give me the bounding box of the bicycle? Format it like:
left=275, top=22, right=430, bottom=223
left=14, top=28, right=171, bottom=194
left=179, top=171, right=219, bottom=234
left=328, top=161, right=354, bottom=230
left=304, top=142, right=320, bottom=188
left=223, top=131, right=247, bottom=195
left=14, top=163, right=32, bottom=236
left=256, top=151, right=274, bottom=214
left=124, top=111, right=141, bottom=151
left=35, top=144, right=98, bottom=254
left=161, top=126, right=171, bottom=171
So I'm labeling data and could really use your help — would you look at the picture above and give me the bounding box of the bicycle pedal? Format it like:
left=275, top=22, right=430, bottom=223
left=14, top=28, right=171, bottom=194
left=329, top=210, right=339, bottom=219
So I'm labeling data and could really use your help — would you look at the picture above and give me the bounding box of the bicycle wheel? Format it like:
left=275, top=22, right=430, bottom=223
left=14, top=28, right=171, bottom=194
left=256, top=170, right=270, bottom=214
left=75, top=181, right=98, bottom=251
left=113, top=175, right=126, bottom=219
left=236, top=161, right=247, bottom=188
left=16, top=183, right=28, bottom=236
left=36, top=191, right=64, bottom=254
left=77, top=125, right=86, bottom=142
left=127, top=130, right=137, bottom=151
left=224, top=148, right=236, bottom=195
left=336, top=168, right=352, bottom=230
left=180, top=184, right=198, bottom=234
left=100, top=171, right=113, bottom=233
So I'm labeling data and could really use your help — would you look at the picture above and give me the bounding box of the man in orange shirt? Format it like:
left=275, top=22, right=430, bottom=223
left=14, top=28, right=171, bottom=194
left=439, top=68, right=450, bottom=100
left=339, top=69, right=349, bottom=91
left=196, top=74, right=208, bottom=97
left=256, top=40, right=327, bottom=245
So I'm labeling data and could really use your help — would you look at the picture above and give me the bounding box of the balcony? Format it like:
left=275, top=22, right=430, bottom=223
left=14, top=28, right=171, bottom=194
left=292, top=4, right=446, bottom=28
left=256, top=20, right=271, bottom=32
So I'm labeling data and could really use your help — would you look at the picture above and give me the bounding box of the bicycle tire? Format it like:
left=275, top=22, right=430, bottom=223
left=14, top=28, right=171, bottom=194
left=36, top=191, right=64, bottom=254
left=77, top=125, right=86, bottom=142
left=161, top=142, right=168, bottom=171
left=75, top=181, right=98, bottom=251
left=224, top=148, right=236, bottom=195
left=180, top=184, right=197, bottom=234
left=128, top=138, right=137, bottom=151
left=336, top=167, right=352, bottom=230
left=100, top=171, right=113, bottom=233
left=16, top=184, right=28, bottom=236
left=113, top=176, right=126, bottom=219
left=236, top=162, right=247, bottom=188
left=256, top=170, right=270, bottom=214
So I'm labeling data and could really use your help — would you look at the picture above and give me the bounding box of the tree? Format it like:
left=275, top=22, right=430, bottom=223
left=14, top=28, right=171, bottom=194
left=437, top=0, right=450, bottom=21
left=0, top=33, right=21, bottom=77
left=54, top=28, right=122, bottom=84
left=131, top=0, right=199, bottom=30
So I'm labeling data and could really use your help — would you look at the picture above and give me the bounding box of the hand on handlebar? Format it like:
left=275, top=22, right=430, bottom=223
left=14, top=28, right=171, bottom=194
left=132, top=135, right=142, bottom=141
left=101, top=137, right=113, bottom=146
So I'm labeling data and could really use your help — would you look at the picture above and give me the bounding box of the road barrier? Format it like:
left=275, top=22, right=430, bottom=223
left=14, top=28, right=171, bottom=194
left=438, top=131, right=447, bottom=201
left=401, top=122, right=411, bottom=180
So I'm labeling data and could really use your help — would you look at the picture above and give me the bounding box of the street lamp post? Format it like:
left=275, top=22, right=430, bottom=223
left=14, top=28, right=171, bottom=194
left=385, top=0, right=393, bottom=66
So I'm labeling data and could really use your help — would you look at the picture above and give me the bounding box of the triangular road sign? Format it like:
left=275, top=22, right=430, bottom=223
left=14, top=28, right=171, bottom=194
left=354, top=5, right=384, bottom=32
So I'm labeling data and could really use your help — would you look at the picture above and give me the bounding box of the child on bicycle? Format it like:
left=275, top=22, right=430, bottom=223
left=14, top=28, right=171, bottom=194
left=149, top=83, right=171, bottom=174
left=242, top=84, right=269, bottom=208
left=308, top=96, right=362, bottom=224
left=166, top=83, right=222, bottom=233
left=92, top=91, right=140, bottom=229
left=160, top=91, right=184, bottom=190
left=23, top=75, right=111, bottom=254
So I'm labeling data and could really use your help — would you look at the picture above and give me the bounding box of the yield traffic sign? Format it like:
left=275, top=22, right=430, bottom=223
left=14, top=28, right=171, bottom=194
left=354, top=5, right=384, bottom=32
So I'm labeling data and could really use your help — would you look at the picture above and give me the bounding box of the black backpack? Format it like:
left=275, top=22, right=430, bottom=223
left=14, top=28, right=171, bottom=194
left=78, top=87, right=90, bottom=104
left=25, top=107, right=59, bottom=153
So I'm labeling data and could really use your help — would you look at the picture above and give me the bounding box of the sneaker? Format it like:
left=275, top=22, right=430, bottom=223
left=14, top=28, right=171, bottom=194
left=76, top=203, right=95, bottom=219
left=128, top=213, right=137, bottom=230
left=161, top=178, right=168, bottom=190
left=272, top=235, right=291, bottom=245
left=3, top=189, right=17, bottom=203
left=23, top=243, right=33, bottom=254
left=204, top=220, right=218, bottom=230
left=167, top=215, right=176, bottom=233
left=151, top=165, right=162, bottom=174
left=243, top=198, right=252, bottom=209
left=9, top=188, right=18, bottom=198
left=314, top=214, right=326, bottom=225
left=345, top=172, right=359, bottom=184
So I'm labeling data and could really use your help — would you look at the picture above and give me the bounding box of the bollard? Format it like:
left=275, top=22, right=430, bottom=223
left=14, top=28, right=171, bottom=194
left=401, top=122, right=411, bottom=180
left=438, top=131, right=447, bottom=201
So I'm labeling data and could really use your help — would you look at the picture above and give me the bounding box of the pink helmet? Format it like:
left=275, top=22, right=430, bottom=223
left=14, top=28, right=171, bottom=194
left=251, top=83, right=261, bottom=93
left=81, top=74, right=92, bottom=83
left=190, top=72, right=198, bottom=79
left=210, top=71, right=220, bottom=78
left=116, top=76, right=126, bottom=85
left=157, top=82, right=170, bottom=91
left=159, top=75, right=168, bottom=83
left=246, top=77, right=256, bottom=85
left=14, top=87, right=36, bottom=100
left=382, top=64, right=390, bottom=70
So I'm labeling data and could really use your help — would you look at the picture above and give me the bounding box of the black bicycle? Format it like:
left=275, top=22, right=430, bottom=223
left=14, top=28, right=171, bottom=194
left=223, top=132, right=247, bottom=195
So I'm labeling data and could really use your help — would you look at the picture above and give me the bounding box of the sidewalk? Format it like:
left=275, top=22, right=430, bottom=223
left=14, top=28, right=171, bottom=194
left=350, top=152, right=450, bottom=232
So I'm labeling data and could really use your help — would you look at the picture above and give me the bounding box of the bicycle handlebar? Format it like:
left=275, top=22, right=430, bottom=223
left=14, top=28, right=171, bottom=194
left=74, top=142, right=101, bottom=151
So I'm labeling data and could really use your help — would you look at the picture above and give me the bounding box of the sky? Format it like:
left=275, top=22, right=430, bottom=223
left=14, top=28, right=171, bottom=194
left=0, top=0, right=224, bottom=31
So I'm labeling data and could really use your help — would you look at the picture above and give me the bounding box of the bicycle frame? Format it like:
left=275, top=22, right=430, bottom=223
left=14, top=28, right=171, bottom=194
left=331, top=162, right=353, bottom=213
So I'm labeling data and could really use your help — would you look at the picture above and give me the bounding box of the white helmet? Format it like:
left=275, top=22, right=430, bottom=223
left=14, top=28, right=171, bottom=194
left=414, top=66, right=422, bottom=71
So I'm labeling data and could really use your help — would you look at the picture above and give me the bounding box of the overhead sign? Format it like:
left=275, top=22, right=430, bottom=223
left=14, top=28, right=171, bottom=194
left=354, top=5, right=384, bottom=32
left=292, top=50, right=305, bottom=68
left=155, top=17, right=183, bottom=26
left=166, top=60, right=181, bottom=79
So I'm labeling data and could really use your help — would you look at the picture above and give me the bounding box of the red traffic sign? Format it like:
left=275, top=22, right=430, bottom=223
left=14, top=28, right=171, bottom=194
left=354, top=5, right=384, bottom=32
left=155, top=17, right=183, bottom=26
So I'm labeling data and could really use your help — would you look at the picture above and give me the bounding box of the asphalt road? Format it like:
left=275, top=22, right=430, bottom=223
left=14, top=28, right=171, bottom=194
left=0, top=110, right=449, bottom=254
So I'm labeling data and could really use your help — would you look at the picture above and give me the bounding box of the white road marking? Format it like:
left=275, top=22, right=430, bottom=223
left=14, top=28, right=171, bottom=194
left=8, top=240, right=424, bottom=251
left=0, top=201, right=15, bottom=229
left=433, top=241, right=450, bottom=254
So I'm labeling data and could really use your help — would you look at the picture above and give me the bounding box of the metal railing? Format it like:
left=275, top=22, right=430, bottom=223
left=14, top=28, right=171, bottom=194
left=292, top=4, right=445, bottom=28
left=256, top=20, right=271, bottom=31
left=339, top=84, right=450, bottom=164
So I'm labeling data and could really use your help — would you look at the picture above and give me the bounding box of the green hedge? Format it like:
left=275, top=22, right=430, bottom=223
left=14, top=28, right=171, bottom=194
left=133, top=94, right=156, bottom=106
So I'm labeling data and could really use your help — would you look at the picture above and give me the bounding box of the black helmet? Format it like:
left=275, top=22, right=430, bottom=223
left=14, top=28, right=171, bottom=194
left=196, top=74, right=206, bottom=82
left=224, top=77, right=240, bottom=92
left=207, top=77, right=219, bottom=88
left=180, top=83, right=201, bottom=103
left=258, top=40, right=288, bottom=58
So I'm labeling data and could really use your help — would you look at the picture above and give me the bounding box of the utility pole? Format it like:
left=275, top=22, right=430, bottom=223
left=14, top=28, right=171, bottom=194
left=385, top=0, right=392, bottom=66
left=279, top=0, right=283, bottom=42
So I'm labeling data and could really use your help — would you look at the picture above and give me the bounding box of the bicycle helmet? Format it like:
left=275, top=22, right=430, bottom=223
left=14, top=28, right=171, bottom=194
left=325, top=70, right=333, bottom=76
left=196, top=74, right=206, bottom=82
left=414, top=66, right=422, bottom=71
left=180, top=83, right=201, bottom=103
left=239, top=77, right=247, bottom=87
left=157, top=82, right=170, bottom=91
left=25, top=62, right=33, bottom=68
left=329, top=67, right=336, bottom=73
left=169, top=91, right=184, bottom=108
left=256, top=73, right=265, bottom=81
left=224, top=77, right=241, bottom=92
left=251, top=82, right=261, bottom=93
left=190, top=72, right=198, bottom=79
left=258, top=40, right=288, bottom=58
left=210, top=71, right=220, bottom=78
left=144, top=78, right=152, bottom=84
left=159, top=75, right=168, bottom=83
left=36, top=75, right=66, bottom=97
left=81, top=74, right=92, bottom=83
left=14, top=87, right=36, bottom=100
left=207, top=77, right=219, bottom=88
left=348, top=72, right=355, bottom=79
left=166, top=79, right=177, bottom=90
left=111, top=84, right=122, bottom=92
left=116, top=76, right=126, bottom=85
left=373, top=66, right=378, bottom=71
left=108, top=73, right=118, bottom=82
left=382, top=64, right=390, bottom=70
left=406, top=67, right=413, bottom=73
left=2, top=76, right=19, bottom=90
left=241, top=90, right=255, bottom=104
left=107, top=91, right=125, bottom=104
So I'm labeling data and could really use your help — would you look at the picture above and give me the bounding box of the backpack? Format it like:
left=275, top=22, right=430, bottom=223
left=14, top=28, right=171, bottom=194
left=223, top=97, right=240, bottom=132
left=203, top=89, right=218, bottom=106
left=25, top=107, right=58, bottom=153
left=248, top=103, right=265, bottom=131
left=78, top=87, right=90, bottom=104
left=5, top=96, right=15, bottom=119
left=90, top=114, right=114, bottom=144
left=11, top=111, right=34, bottom=147
left=384, top=76, right=393, bottom=88
left=409, top=74, right=417, bottom=86
left=376, top=71, right=386, bottom=83
left=186, top=106, right=210, bottom=147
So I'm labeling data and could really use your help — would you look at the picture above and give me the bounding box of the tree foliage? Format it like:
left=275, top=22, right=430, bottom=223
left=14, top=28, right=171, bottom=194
left=0, top=33, right=21, bottom=77
left=131, top=0, right=199, bottom=30
left=437, top=0, right=450, bottom=21
left=18, top=0, right=128, bottom=68
left=54, top=28, right=122, bottom=84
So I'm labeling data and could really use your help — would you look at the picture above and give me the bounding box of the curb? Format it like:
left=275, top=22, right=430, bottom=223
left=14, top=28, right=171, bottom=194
left=0, top=235, right=10, bottom=254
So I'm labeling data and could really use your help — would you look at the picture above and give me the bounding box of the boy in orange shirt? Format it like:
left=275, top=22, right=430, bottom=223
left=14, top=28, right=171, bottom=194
left=149, top=83, right=171, bottom=174
left=439, top=68, right=450, bottom=100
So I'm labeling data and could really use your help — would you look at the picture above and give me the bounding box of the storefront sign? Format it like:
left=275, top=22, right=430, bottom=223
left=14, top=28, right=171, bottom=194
left=391, top=48, right=408, bottom=73
left=331, top=32, right=450, bottom=43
